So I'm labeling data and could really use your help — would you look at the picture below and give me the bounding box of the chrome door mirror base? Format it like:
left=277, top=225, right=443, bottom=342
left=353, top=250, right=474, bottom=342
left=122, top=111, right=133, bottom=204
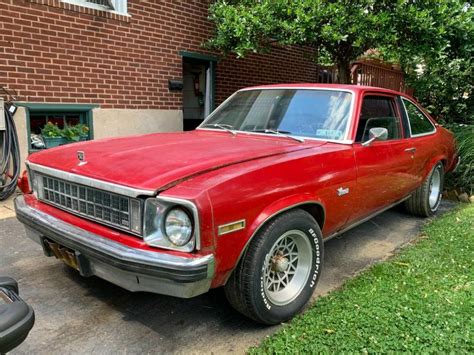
left=362, top=127, right=389, bottom=147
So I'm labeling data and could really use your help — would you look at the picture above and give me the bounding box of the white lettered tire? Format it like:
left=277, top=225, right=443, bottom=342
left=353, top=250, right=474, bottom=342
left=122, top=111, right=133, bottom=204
left=224, top=209, right=323, bottom=324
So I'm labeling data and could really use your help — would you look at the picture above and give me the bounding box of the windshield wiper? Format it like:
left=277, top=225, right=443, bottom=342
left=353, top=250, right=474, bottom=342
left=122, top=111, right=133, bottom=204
left=252, top=129, right=305, bottom=143
left=202, top=123, right=237, bottom=136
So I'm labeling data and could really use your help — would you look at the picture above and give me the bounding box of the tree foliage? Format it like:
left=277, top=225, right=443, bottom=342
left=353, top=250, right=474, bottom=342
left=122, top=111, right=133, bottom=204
left=400, top=3, right=473, bottom=125
left=208, top=0, right=472, bottom=91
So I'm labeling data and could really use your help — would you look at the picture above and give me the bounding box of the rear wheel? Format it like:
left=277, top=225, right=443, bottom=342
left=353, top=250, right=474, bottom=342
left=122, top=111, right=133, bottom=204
left=405, top=162, right=444, bottom=217
left=224, top=209, right=323, bottom=324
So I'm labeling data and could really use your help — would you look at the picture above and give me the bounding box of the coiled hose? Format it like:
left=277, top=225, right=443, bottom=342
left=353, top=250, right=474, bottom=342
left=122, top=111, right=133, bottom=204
left=0, top=102, right=20, bottom=200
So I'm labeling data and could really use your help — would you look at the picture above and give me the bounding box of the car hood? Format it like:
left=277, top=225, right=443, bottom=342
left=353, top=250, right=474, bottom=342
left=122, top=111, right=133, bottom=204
left=28, top=130, right=319, bottom=192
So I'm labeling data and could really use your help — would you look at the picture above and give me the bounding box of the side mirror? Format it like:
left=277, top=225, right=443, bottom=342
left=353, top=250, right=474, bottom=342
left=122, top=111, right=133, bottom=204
left=362, top=127, right=388, bottom=147
left=0, top=277, right=35, bottom=354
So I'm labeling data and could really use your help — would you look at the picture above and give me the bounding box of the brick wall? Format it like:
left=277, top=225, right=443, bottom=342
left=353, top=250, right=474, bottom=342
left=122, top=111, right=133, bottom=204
left=0, top=0, right=317, bottom=109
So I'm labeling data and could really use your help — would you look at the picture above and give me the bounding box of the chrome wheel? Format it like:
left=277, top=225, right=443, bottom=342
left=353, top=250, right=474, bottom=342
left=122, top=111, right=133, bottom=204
left=429, top=166, right=442, bottom=210
left=263, top=230, right=312, bottom=306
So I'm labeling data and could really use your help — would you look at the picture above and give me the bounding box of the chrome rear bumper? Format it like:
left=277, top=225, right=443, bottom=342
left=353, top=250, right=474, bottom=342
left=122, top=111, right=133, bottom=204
left=14, top=195, right=214, bottom=298
left=453, top=155, right=461, bottom=172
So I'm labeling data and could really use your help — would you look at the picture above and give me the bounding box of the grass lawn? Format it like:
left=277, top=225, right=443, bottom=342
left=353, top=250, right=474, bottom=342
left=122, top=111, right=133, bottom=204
left=252, top=205, right=474, bottom=353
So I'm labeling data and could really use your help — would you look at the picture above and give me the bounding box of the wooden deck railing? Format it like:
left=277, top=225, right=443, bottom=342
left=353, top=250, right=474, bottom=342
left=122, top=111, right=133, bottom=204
left=316, top=59, right=412, bottom=94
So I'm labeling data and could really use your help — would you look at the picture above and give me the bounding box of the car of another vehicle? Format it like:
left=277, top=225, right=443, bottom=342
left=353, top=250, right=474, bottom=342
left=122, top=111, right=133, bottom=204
left=15, top=84, right=458, bottom=324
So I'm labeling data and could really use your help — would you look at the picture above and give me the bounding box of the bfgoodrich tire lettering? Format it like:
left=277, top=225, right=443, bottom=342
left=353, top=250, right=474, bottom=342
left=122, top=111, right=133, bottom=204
left=405, top=162, right=444, bottom=217
left=224, top=209, right=323, bottom=325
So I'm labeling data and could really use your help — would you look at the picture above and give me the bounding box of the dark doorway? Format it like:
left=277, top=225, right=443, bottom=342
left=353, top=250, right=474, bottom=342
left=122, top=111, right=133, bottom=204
left=182, top=57, right=214, bottom=131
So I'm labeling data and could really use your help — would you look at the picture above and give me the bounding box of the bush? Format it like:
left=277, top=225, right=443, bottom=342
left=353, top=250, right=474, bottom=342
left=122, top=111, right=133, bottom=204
left=445, top=124, right=474, bottom=194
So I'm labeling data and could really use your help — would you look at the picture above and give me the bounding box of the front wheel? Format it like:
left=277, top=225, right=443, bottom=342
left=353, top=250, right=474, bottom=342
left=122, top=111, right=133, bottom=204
left=224, top=209, right=323, bottom=324
left=405, top=162, right=444, bottom=217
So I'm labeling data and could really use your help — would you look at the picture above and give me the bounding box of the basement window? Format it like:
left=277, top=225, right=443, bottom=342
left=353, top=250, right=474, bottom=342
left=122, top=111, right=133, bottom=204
left=18, top=104, right=95, bottom=153
left=61, top=0, right=128, bottom=15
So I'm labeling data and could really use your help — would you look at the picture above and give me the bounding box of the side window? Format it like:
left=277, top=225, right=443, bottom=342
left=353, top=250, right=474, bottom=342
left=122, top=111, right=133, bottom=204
left=356, top=96, right=401, bottom=142
left=402, top=99, right=436, bottom=136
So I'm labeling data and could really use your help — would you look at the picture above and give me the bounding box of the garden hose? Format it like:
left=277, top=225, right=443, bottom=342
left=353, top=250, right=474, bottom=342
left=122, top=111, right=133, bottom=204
left=0, top=101, right=20, bottom=201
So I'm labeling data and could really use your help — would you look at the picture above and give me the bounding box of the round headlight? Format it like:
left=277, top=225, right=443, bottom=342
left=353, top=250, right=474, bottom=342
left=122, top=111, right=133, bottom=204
left=164, top=208, right=193, bottom=246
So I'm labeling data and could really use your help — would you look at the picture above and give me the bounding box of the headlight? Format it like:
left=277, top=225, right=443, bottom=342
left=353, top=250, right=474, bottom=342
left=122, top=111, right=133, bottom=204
left=164, top=208, right=193, bottom=246
left=143, top=197, right=198, bottom=252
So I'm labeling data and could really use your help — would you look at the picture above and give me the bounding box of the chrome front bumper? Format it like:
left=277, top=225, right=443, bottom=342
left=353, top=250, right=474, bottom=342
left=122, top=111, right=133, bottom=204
left=14, top=195, right=214, bottom=298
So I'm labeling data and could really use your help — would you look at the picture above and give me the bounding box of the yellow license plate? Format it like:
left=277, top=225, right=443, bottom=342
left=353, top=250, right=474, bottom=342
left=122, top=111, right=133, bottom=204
left=43, top=239, right=79, bottom=271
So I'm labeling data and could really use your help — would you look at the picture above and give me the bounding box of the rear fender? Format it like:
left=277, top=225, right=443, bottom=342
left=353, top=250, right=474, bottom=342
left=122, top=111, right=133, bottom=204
left=422, top=154, right=448, bottom=181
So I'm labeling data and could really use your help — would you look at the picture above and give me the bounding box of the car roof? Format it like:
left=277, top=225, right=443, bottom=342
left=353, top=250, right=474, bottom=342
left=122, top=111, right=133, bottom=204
left=242, top=83, right=407, bottom=97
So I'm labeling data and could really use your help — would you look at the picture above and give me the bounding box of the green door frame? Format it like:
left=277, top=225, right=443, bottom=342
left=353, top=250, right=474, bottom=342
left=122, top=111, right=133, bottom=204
left=179, top=51, right=218, bottom=112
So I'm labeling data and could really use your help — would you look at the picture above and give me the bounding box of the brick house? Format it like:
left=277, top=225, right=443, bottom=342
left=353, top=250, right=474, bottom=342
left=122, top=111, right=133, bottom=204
left=0, top=0, right=318, bottom=167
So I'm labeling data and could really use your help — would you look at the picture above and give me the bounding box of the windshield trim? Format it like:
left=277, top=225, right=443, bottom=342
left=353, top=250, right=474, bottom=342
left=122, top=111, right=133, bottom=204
left=197, top=87, right=356, bottom=144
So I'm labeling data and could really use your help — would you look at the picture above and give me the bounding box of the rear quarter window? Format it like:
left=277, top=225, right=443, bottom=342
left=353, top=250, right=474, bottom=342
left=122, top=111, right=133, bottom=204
left=402, top=98, right=436, bottom=136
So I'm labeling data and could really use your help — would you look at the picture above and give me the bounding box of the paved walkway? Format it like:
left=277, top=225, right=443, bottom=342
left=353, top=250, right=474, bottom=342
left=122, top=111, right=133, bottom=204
left=0, top=193, right=18, bottom=219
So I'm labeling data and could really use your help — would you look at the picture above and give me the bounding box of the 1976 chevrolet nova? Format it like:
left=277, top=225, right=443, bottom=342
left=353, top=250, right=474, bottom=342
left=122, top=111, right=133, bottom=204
left=15, top=84, right=458, bottom=324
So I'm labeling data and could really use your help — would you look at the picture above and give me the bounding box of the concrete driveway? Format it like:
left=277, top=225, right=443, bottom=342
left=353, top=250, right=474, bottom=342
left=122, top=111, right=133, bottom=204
left=1, top=202, right=454, bottom=354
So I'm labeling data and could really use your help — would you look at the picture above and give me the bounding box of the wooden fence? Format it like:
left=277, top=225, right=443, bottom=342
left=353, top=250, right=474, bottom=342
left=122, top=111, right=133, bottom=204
left=316, top=59, right=412, bottom=94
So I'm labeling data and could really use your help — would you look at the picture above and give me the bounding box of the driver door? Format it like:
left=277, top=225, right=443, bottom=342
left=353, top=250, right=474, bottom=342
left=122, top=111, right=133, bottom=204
left=351, top=94, right=415, bottom=222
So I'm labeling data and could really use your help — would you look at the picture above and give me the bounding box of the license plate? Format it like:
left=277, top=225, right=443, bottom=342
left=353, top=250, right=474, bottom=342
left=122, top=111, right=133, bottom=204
left=43, top=239, right=79, bottom=271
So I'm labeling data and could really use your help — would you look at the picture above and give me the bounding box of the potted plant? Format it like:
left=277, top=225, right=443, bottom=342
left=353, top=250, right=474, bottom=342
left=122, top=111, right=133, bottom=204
left=61, top=124, right=81, bottom=143
left=76, top=124, right=90, bottom=141
left=61, top=124, right=90, bottom=142
left=41, top=122, right=66, bottom=148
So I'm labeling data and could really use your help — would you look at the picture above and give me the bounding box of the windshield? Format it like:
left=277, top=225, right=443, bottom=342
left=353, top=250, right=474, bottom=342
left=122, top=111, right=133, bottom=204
left=201, top=89, right=353, bottom=141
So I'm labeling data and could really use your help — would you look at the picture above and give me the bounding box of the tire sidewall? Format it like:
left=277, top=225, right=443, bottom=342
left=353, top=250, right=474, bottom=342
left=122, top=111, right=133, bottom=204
left=427, top=162, right=444, bottom=214
left=250, top=212, right=323, bottom=324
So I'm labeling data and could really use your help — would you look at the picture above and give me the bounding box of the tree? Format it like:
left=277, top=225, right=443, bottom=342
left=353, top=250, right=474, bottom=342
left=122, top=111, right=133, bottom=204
left=399, top=3, right=473, bottom=125
left=207, top=0, right=470, bottom=85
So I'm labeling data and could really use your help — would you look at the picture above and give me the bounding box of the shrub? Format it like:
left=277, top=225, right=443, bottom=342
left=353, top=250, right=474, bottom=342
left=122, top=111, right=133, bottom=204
left=445, top=124, right=474, bottom=194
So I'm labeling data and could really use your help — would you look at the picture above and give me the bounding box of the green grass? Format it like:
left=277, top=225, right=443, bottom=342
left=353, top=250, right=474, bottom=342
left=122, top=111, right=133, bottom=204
left=252, top=205, right=474, bottom=354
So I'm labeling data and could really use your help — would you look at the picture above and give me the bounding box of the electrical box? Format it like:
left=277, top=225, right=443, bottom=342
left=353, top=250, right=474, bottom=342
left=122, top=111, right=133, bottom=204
left=0, top=98, right=5, bottom=131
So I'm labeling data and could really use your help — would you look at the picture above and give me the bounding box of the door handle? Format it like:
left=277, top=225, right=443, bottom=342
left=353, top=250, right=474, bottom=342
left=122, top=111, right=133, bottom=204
left=405, top=147, right=417, bottom=153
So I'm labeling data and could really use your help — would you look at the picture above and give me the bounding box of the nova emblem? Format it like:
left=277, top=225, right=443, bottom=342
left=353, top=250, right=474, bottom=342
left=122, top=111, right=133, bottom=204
left=77, top=151, right=87, bottom=165
left=337, top=187, right=349, bottom=197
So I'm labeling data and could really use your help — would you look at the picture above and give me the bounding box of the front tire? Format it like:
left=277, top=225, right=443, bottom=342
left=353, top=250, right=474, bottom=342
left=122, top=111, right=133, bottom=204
left=224, top=209, right=323, bottom=325
left=405, top=162, right=444, bottom=217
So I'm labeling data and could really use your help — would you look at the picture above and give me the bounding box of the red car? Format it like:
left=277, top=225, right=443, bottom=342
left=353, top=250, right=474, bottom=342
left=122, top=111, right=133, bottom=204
left=15, top=84, right=458, bottom=324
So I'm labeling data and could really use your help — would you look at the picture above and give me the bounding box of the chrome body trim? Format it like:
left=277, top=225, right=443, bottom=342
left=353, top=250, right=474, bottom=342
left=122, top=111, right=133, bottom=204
left=144, top=196, right=202, bottom=251
left=400, top=98, right=437, bottom=138
left=197, top=87, right=356, bottom=145
left=324, top=195, right=412, bottom=242
left=27, top=162, right=155, bottom=198
left=336, top=187, right=350, bottom=197
left=33, top=171, right=143, bottom=236
left=14, top=195, right=214, bottom=298
left=453, top=155, right=461, bottom=173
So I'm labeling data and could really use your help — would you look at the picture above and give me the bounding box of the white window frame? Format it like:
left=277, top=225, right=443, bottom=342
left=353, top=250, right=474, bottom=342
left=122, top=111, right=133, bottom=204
left=61, top=0, right=128, bottom=15
left=401, top=97, right=436, bottom=138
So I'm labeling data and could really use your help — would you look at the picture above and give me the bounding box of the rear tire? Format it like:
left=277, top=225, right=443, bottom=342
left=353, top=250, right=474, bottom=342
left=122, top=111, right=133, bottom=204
left=405, top=162, right=444, bottom=217
left=224, top=209, right=323, bottom=325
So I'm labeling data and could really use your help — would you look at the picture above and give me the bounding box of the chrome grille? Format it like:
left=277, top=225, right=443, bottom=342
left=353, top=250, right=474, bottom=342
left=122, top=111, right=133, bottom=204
left=35, top=173, right=142, bottom=235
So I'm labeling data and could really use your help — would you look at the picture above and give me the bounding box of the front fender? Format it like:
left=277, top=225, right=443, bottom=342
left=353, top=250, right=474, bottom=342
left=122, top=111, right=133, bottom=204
left=246, top=193, right=325, bottom=240
left=215, top=193, right=325, bottom=286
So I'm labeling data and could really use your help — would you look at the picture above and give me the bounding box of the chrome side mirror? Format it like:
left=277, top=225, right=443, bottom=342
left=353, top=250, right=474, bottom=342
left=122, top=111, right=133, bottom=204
left=362, top=127, right=388, bottom=147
